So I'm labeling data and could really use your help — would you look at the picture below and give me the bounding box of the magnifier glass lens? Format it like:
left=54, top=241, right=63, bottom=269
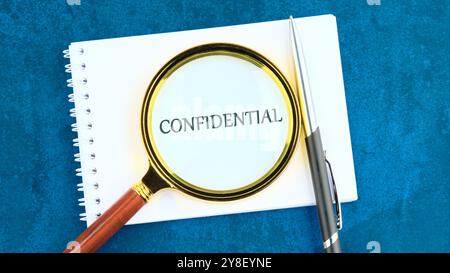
left=148, top=50, right=293, bottom=192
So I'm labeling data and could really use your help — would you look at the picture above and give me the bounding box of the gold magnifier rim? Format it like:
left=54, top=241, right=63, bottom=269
left=141, top=43, right=300, bottom=201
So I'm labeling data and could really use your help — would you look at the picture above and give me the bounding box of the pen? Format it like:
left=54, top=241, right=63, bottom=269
left=289, top=16, right=342, bottom=253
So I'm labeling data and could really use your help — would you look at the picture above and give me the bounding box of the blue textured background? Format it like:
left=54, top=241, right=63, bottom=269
left=0, top=0, right=448, bottom=253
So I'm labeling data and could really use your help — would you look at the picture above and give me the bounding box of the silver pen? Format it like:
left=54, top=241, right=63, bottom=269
left=289, top=16, right=342, bottom=253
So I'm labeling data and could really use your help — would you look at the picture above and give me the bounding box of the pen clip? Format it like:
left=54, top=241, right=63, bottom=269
left=324, top=153, right=342, bottom=230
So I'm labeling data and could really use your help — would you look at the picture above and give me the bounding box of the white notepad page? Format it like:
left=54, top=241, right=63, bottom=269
left=68, top=14, right=358, bottom=226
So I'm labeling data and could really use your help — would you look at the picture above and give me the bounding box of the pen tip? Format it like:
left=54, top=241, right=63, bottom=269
left=288, top=16, right=295, bottom=28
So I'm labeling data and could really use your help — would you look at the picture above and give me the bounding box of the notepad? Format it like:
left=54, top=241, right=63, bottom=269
left=65, top=14, right=358, bottom=226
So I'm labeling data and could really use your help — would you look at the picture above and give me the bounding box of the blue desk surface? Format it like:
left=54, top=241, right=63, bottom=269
left=0, top=0, right=448, bottom=253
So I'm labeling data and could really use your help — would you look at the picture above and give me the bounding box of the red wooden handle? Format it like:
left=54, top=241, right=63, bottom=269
left=64, top=188, right=146, bottom=253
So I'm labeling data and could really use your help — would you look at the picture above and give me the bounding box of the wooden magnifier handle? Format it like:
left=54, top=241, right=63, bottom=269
left=64, top=182, right=152, bottom=253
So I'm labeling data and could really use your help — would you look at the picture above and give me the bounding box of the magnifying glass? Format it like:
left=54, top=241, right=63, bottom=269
left=65, top=43, right=300, bottom=253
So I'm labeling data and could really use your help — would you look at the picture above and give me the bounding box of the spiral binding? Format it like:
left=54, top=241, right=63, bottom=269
left=69, top=108, right=76, bottom=117
left=64, top=47, right=101, bottom=222
left=63, top=49, right=70, bottom=59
